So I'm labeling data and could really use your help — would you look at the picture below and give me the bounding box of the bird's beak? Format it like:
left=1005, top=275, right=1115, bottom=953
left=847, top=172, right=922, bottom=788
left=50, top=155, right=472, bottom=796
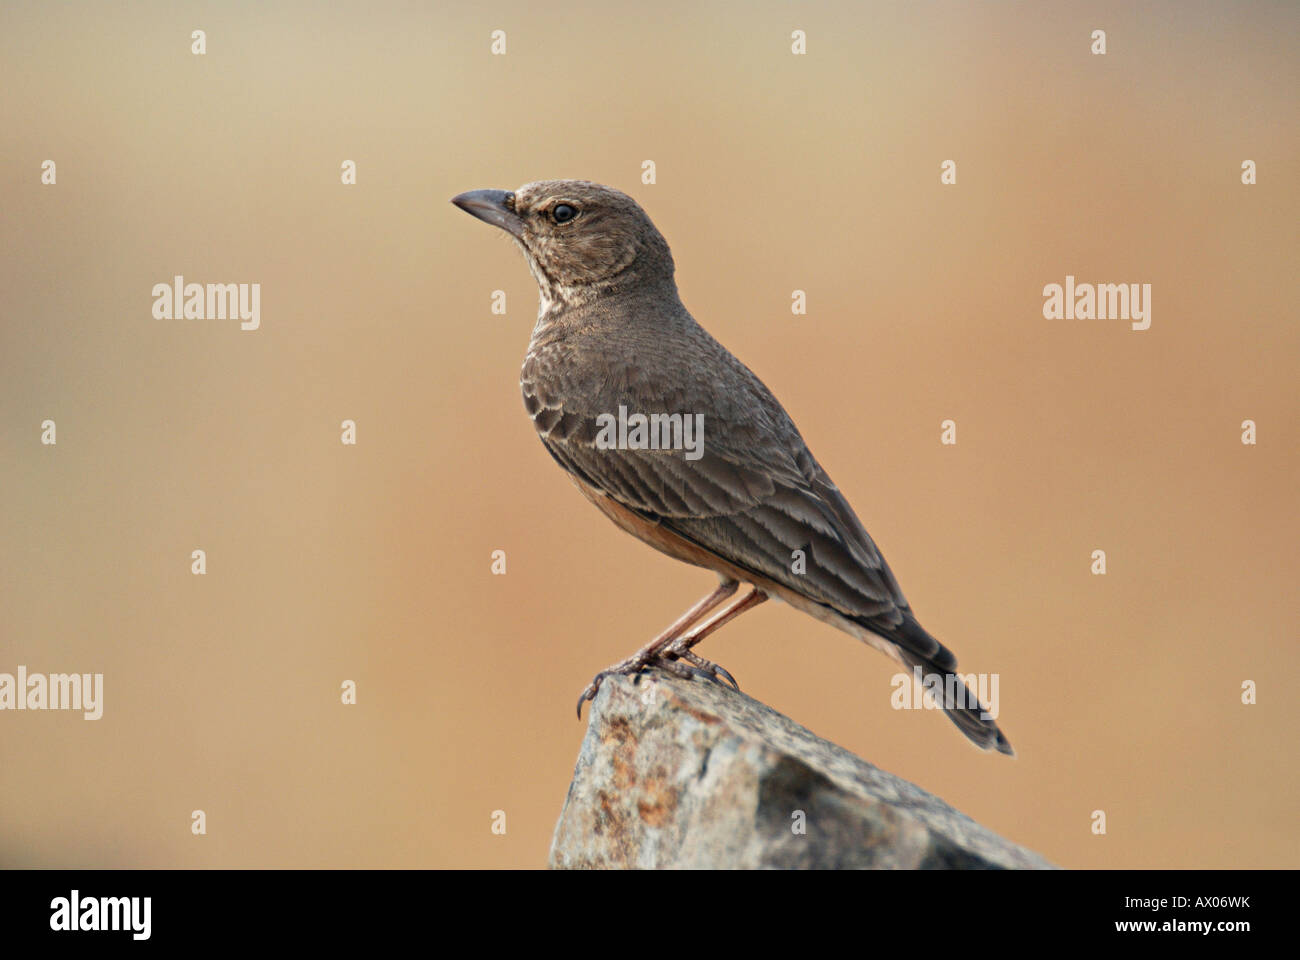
left=450, top=189, right=524, bottom=239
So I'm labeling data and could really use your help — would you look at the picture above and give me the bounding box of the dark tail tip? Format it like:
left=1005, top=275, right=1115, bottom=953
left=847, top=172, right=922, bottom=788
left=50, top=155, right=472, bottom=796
left=898, top=650, right=1015, bottom=756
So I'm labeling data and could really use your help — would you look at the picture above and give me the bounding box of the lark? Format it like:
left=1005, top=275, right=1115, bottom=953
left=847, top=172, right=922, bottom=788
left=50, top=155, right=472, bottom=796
left=452, top=180, right=1012, bottom=754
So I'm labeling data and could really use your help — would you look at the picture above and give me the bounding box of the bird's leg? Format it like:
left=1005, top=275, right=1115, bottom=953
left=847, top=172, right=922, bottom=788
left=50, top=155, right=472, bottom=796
left=576, top=579, right=738, bottom=716
left=659, top=587, right=769, bottom=689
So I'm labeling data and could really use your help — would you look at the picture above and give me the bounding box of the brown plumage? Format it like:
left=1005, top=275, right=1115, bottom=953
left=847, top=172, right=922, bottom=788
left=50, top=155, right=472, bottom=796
left=452, top=180, right=1013, bottom=755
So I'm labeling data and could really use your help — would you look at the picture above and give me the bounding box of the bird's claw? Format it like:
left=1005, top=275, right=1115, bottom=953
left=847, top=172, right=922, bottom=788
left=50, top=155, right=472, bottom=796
left=575, top=671, right=613, bottom=718
left=575, top=649, right=740, bottom=718
left=669, top=649, right=741, bottom=691
left=575, top=662, right=651, bottom=718
left=699, top=657, right=741, bottom=691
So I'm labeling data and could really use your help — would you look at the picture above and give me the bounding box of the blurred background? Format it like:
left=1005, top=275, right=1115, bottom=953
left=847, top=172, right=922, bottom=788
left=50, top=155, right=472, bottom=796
left=1, top=0, right=1296, bottom=869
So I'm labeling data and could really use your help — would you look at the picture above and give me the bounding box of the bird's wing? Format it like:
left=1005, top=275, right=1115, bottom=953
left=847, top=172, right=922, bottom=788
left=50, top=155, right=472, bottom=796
left=522, top=334, right=937, bottom=650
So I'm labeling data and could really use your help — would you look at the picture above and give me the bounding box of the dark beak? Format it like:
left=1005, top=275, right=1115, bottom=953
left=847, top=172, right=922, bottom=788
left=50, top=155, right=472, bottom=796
left=450, top=189, right=524, bottom=239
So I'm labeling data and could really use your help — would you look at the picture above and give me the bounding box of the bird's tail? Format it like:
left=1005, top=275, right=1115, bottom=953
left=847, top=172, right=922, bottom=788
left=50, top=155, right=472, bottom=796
left=896, top=646, right=1015, bottom=756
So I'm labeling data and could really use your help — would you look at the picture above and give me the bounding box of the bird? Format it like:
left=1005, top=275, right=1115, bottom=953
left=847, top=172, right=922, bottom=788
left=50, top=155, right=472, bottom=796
left=451, top=180, right=1013, bottom=755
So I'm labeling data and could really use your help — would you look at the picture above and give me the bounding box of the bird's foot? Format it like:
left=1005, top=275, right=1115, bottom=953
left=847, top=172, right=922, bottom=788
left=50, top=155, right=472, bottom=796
left=575, top=652, right=656, bottom=717
left=663, top=649, right=740, bottom=692
left=575, top=649, right=740, bottom=718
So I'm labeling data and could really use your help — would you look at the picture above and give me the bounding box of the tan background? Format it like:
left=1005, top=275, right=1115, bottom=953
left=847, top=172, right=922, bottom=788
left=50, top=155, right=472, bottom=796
left=1, top=0, right=1296, bottom=869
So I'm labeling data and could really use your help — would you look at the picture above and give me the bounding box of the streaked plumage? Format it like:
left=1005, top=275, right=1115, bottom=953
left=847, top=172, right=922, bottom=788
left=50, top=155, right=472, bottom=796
left=453, top=180, right=1012, bottom=755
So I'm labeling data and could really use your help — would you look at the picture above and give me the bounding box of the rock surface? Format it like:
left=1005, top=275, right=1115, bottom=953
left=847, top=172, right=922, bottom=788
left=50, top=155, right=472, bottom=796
left=548, top=669, right=1054, bottom=869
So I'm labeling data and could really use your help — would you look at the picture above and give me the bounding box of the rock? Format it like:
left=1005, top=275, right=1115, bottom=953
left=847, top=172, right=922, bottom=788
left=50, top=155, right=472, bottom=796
left=548, top=669, right=1054, bottom=869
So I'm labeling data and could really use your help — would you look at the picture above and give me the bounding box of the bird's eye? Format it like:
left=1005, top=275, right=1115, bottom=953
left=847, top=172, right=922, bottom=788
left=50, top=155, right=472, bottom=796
left=552, top=203, right=578, bottom=224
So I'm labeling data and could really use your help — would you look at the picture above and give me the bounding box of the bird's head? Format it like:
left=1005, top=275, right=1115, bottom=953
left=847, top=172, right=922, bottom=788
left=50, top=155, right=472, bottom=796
left=451, top=180, right=674, bottom=306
